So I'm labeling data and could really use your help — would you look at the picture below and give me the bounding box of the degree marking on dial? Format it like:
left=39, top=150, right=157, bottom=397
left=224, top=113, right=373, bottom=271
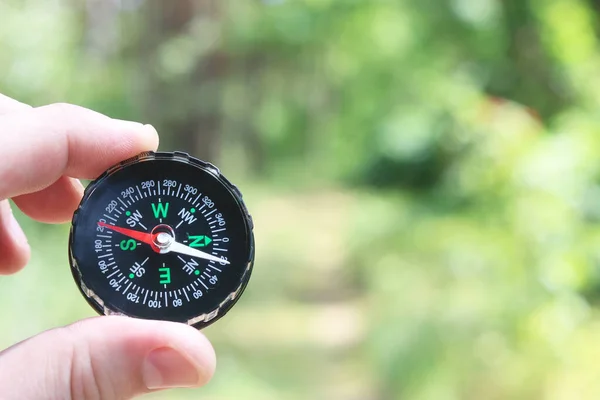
left=213, top=228, right=226, bottom=233
left=98, top=253, right=112, bottom=259
left=184, top=192, right=190, bottom=201
left=207, top=265, right=222, bottom=272
left=104, top=214, right=117, bottom=222
left=192, top=193, right=201, bottom=206
left=118, top=198, right=128, bottom=208
left=200, top=280, right=209, bottom=290
left=214, top=248, right=227, bottom=252
left=123, top=282, right=132, bottom=294
left=147, top=185, right=152, bottom=197
left=136, top=186, right=144, bottom=199
left=107, top=270, right=119, bottom=279
left=176, top=184, right=182, bottom=198
left=97, top=234, right=111, bottom=239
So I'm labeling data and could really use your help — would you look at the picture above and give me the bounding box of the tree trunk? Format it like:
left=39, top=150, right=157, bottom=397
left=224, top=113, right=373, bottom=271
left=137, top=0, right=225, bottom=163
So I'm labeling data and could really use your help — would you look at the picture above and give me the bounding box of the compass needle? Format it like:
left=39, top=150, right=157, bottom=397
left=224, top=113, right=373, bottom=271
left=68, top=151, right=254, bottom=329
left=166, top=241, right=230, bottom=264
left=97, top=222, right=154, bottom=247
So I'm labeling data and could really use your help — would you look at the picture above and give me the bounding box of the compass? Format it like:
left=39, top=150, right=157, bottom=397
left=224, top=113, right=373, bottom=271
left=68, top=151, right=254, bottom=329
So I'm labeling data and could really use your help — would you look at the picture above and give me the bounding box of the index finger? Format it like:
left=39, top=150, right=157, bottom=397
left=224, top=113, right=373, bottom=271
left=0, top=103, right=159, bottom=200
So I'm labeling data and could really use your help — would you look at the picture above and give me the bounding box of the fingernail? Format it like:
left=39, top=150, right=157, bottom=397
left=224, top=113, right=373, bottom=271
left=7, top=207, right=28, bottom=246
left=143, top=347, right=201, bottom=390
left=71, top=178, right=85, bottom=196
left=143, top=124, right=158, bottom=136
left=143, top=124, right=159, bottom=150
left=112, top=120, right=157, bottom=136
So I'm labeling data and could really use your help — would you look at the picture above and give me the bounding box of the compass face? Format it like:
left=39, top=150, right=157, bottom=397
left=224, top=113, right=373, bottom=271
left=68, top=152, right=254, bottom=329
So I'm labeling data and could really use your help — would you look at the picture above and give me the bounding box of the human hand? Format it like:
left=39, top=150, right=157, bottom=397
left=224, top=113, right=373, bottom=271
left=0, top=94, right=216, bottom=399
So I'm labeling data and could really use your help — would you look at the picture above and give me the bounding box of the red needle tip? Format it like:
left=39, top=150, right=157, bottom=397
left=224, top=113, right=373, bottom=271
left=98, top=221, right=157, bottom=250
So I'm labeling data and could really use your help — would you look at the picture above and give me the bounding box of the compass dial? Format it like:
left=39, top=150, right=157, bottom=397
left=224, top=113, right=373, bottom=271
left=68, top=151, right=254, bottom=329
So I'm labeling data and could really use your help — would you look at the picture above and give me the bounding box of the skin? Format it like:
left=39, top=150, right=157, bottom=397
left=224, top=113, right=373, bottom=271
left=0, top=94, right=216, bottom=399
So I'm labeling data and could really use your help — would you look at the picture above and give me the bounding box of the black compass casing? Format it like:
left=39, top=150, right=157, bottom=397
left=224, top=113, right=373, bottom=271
left=68, top=151, right=254, bottom=329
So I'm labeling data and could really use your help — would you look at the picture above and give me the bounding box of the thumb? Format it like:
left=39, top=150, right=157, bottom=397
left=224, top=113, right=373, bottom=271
left=0, top=316, right=216, bottom=400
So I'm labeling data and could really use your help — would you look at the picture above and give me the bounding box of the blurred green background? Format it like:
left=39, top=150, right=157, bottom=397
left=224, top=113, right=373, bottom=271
left=3, top=0, right=600, bottom=398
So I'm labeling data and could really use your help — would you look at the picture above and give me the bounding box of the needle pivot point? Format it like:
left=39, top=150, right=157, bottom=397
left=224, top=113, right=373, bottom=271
left=151, top=224, right=175, bottom=250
